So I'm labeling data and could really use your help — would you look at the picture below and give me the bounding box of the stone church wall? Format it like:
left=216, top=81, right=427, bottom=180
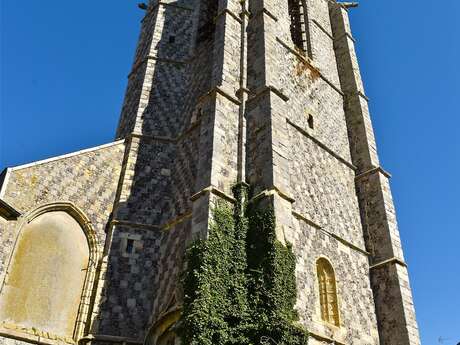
left=0, top=141, right=125, bottom=344
left=0, top=0, right=421, bottom=343
left=256, top=0, right=382, bottom=342
left=0, top=219, right=17, bottom=293
left=0, top=141, right=125, bottom=244
left=290, top=220, right=379, bottom=345
left=94, top=224, right=162, bottom=338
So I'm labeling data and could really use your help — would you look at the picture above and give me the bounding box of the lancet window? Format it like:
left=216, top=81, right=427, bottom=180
left=316, top=258, right=340, bottom=326
left=287, top=0, right=312, bottom=57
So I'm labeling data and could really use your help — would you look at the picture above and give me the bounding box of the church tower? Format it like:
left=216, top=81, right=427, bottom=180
left=0, top=1, right=420, bottom=345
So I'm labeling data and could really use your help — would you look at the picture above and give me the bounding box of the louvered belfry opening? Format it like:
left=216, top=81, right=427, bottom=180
left=288, top=0, right=310, bottom=56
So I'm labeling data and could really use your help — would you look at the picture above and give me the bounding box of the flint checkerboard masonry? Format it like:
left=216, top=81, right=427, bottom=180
left=0, top=1, right=420, bottom=344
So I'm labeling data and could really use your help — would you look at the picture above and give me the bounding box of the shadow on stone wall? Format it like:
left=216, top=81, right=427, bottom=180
left=91, top=0, right=217, bottom=341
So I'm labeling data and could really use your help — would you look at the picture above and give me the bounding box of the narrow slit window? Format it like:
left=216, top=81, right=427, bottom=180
left=126, top=239, right=135, bottom=254
left=169, top=35, right=176, bottom=44
left=308, top=114, right=314, bottom=129
left=316, top=258, right=340, bottom=326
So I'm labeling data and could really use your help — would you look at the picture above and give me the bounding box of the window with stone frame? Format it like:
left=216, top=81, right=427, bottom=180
left=287, top=0, right=312, bottom=57
left=316, top=258, right=340, bottom=326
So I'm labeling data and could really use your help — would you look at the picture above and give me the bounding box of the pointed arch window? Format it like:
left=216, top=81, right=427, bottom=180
left=287, top=0, right=312, bottom=57
left=316, top=258, right=340, bottom=326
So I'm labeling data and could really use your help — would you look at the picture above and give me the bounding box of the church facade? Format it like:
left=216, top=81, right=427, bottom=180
left=0, top=1, right=420, bottom=344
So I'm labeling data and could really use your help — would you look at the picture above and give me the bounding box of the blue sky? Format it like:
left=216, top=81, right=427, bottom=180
left=1, top=1, right=459, bottom=343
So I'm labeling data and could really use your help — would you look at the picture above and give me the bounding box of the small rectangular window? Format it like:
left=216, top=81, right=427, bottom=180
left=126, top=239, right=135, bottom=254
left=308, top=114, right=314, bottom=129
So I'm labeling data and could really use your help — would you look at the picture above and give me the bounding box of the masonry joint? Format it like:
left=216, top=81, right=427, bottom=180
left=293, top=211, right=370, bottom=257
left=287, top=119, right=356, bottom=170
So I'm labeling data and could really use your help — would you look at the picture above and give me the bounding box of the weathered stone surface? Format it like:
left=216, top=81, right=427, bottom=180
left=0, top=1, right=420, bottom=344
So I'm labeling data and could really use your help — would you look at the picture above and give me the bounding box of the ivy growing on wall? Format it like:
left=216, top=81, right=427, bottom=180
left=178, top=184, right=308, bottom=345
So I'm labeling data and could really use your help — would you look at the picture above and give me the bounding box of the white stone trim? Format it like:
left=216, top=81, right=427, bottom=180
left=9, top=140, right=125, bottom=172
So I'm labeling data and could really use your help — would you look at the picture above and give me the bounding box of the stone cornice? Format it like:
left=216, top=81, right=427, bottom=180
left=293, top=211, right=370, bottom=257
left=308, top=330, right=346, bottom=345
left=370, top=257, right=407, bottom=270
left=249, top=186, right=296, bottom=205
left=6, top=140, right=125, bottom=172
left=287, top=119, right=356, bottom=171
left=198, top=86, right=241, bottom=106
left=312, top=19, right=334, bottom=40
left=111, top=211, right=193, bottom=233
left=129, top=120, right=201, bottom=144
left=190, top=186, right=237, bottom=204
left=247, top=85, right=290, bottom=103
left=355, top=166, right=392, bottom=181
left=275, top=37, right=345, bottom=97
left=215, top=9, right=242, bottom=24
left=250, top=8, right=278, bottom=22
left=0, top=199, right=21, bottom=220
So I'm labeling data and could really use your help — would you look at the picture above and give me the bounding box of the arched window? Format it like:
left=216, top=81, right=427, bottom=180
left=287, top=0, right=312, bottom=57
left=157, top=331, right=176, bottom=345
left=0, top=204, right=98, bottom=343
left=316, top=258, right=340, bottom=326
left=146, top=308, right=180, bottom=345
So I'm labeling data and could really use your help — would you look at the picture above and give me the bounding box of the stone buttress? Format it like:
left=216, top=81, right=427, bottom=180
left=245, top=0, right=420, bottom=344
left=0, top=1, right=420, bottom=345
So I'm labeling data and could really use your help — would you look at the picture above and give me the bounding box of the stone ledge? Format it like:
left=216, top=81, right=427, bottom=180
left=355, top=166, right=392, bottom=181
left=249, top=186, right=295, bottom=205
left=335, top=31, right=356, bottom=43
left=111, top=219, right=161, bottom=231
left=77, top=334, right=142, bottom=345
left=190, top=186, right=237, bottom=204
left=0, top=168, right=10, bottom=199
left=309, top=330, right=346, bottom=345
left=153, top=2, right=194, bottom=12
left=247, top=85, right=289, bottom=103
left=344, top=90, right=369, bottom=102
left=129, top=120, right=201, bottom=144
left=111, top=211, right=192, bottom=233
left=275, top=37, right=345, bottom=97
left=0, top=326, right=74, bottom=345
left=250, top=8, right=278, bottom=22
left=0, top=198, right=21, bottom=220
left=276, top=37, right=314, bottom=66
left=198, top=86, right=241, bottom=106
left=130, top=133, right=176, bottom=143
left=312, top=19, right=334, bottom=40
left=287, top=119, right=356, bottom=171
left=339, top=2, right=359, bottom=10
left=370, top=257, right=407, bottom=270
left=6, top=140, right=125, bottom=172
left=293, top=211, right=370, bottom=257
left=163, top=212, right=193, bottom=231
left=128, top=54, right=191, bottom=78
left=215, top=9, right=242, bottom=24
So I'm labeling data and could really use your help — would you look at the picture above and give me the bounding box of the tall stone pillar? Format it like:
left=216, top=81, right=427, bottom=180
left=246, top=0, right=296, bottom=242
left=191, top=0, right=244, bottom=238
left=330, top=3, right=421, bottom=344
left=94, top=0, right=198, bottom=339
